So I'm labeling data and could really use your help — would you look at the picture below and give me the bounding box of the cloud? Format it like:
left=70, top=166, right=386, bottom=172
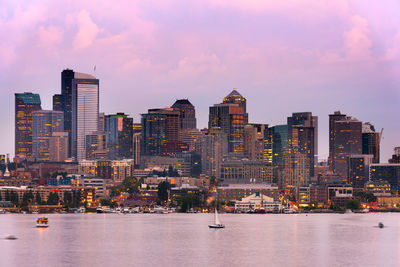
left=343, top=15, right=372, bottom=60
left=72, top=10, right=100, bottom=49
left=37, top=26, right=64, bottom=48
left=384, top=30, right=400, bottom=60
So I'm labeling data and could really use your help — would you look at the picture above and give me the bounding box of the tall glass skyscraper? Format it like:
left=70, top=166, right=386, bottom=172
left=15, top=92, right=42, bottom=159
left=105, top=113, right=133, bottom=159
left=71, top=73, right=99, bottom=161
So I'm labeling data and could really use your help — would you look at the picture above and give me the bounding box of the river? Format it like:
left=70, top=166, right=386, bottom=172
left=0, top=213, right=398, bottom=267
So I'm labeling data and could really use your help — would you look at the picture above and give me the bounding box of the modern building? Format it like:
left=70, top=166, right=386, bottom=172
left=196, top=132, right=228, bottom=179
left=220, top=157, right=273, bottom=184
left=280, top=151, right=310, bottom=189
left=329, top=111, right=362, bottom=181
left=389, top=147, right=400, bottom=164
left=209, top=89, right=247, bottom=154
left=32, top=110, right=64, bottom=161
left=243, top=124, right=268, bottom=161
left=287, top=112, right=318, bottom=175
left=133, top=133, right=142, bottom=168
left=362, top=122, right=380, bottom=163
left=171, top=99, right=197, bottom=129
left=85, top=132, right=107, bottom=160
left=105, top=113, right=133, bottom=159
left=52, top=94, right=63, bottom=112
left=347, top=154, right=373, bottom=189
left=369, top=164, right=400, bottom=194
left=71, top=72, right=99, bottom=161
left=49, top=132, right=69, bottom=162
left=15, top=92, right=42, bottom=160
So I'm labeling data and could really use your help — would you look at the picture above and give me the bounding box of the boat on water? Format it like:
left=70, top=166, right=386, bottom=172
left=208, top=208, right=225, bottom=229
left=36, top=216, right=49, bottom=228
left=96, top=206, right=103, bottom=213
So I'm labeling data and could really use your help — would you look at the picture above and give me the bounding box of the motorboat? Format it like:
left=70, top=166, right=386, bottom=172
left=208, top=208, right=225, bottom=229
left=36, top=216, right=49, bottom=228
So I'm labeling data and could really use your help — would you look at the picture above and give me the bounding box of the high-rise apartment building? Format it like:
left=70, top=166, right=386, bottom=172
left=105, top=113, right=133, bottom=159
left=32, top=110, right=64, bottom=161
left=243, top=124, right=268, bottom=161
left=71, top=72, right=99, bottom=161
left=362, top=122, right=380, bottom=163
left=369, top=164, right=400, bottom=194
left=85, top=132, right=107, bottom=160
left=171, top=99, right=197, bottom=129
left=15, top=92, right=42, bottom=159
left=329, top=112, right=362, bottom=181
left=389, top=147, right=400, bottom=164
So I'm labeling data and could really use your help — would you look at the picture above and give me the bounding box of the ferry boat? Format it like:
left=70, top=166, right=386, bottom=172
left=36, top=216, right=49, bottom=228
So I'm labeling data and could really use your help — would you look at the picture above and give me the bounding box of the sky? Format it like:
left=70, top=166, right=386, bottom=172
left=0, top=0, right=399, bottom=162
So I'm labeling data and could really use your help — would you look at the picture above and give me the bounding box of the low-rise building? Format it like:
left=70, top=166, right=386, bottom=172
left=217, top=184, right=279, bottom=202
left=234, top=193, right=282, bottom=213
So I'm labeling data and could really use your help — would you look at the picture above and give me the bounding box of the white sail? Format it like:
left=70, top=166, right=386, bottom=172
left=214, top=208, right=221, bottom=225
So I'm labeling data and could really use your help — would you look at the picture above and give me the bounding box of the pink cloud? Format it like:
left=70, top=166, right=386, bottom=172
left=72, top=10, right=100, bottom=49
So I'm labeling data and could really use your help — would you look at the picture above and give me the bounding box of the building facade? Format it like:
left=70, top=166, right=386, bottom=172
left=15, top=92, right=42, bottom=160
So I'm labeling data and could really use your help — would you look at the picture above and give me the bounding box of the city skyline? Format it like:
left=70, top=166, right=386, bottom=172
left=1, top=1, right=399, bottom=161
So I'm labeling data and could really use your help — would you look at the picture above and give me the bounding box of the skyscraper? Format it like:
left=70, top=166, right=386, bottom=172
left=329, top=112, right=362, bottom=181
left=223, top=88, right=249, bottom=124
left=287, top=112, right=318, bottom=174
left=348, top=154, right=373, bottom=188
left=49, top=132, right=69, bottom=162
left=171, top=99, right=197, bottom=129
left=105, top=113, right=133, bottom=159
left=362, top=122, right=380, bottom=163
left=209, top=89, right=247, bottom=154
left=32, top=110, right=64, bottom=161
left=71, top=72, right=99, bottom=161
left=15, top=92, right=42, bottom=159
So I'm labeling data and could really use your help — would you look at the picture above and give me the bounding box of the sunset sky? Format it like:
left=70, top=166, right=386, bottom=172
left=0, top=0, right=399, bottom=161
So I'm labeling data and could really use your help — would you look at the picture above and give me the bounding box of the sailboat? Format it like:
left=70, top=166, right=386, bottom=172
left=208, top=208, right=225, bottom=229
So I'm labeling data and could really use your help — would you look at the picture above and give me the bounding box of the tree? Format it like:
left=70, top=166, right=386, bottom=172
left=346, top=199, right=360, bottom=211
left=158, top=181, right=170, bottom=203
left=35, top=192, right=42, bottom=204
left=63, top=191, right=72, bottom=207
left=47, top=192, right=60, bottom=205
left=179, top=194, right=202, bottom=212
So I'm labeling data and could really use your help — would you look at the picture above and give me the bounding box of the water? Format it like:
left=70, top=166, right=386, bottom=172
left=0, top=213, right=399, bottom=267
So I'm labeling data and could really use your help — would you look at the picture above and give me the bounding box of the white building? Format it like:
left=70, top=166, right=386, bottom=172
left=235, top=193, right=282, bottom=213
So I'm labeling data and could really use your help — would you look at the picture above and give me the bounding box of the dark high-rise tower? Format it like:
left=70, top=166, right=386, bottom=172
left=171, top=99, right=197, bottom=129
left=15, top=92, right=42, bottom=159
left=287, top=112, right=318, bottom=177
left=329, top=111, right=346, bottom=169
left=362, top=122, right=380, bottom=163
left=105, top=113, right=133, bottom=159
left=329, top=112, right=362, bottom=181
left=61, top=69, right=75, bottom=135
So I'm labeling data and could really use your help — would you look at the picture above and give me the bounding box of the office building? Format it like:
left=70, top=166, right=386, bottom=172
left=105, top=113, right=133, bottom=159
left=220, top=157, right=273, bottom=184
left=32, top=110, right=64, bottom=161
left=52, top=94, right=63, bottom=111
left=369, top=164, right=400, bottom=194
left=209, top=90, right=247, bottom=154
left=171, top=99, right=197, bottom=129
left=243, top=124, right=268, bottom=161
left=362, top=122, right=380, bottom=163
left=85, top=132, right=107, bottom=160
left=196, top=131, right=228, bottom=179
left=280, top=151, right=310, bottom=189
left=71, top=72, right=99, bottom=161
left=348, top=154, right=373, bottom=188
left=389, top=147, right=400, bottom=164
left=329, top=112, right=362, bottom=181
left=49, top=132, right=69, bottom=162
left=15, top=92, right=42, bottom=159
left=287, top=112, right=317, bottom=177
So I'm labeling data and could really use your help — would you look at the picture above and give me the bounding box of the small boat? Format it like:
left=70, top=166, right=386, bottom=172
left=96, top=206, right=103, bottom=213
left=378, top=222, right=384, bottom=228
left=209, top=208, right=225, bottom=229
left=4, top=235, right=18, bottom=240
left=36, top=216, right=49, bottom=228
